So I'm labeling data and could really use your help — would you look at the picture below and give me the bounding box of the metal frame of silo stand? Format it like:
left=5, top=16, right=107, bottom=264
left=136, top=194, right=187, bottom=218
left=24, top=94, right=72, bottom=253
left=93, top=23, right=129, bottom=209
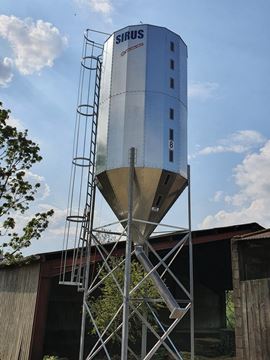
left=188, top=165, right=194, bottom=360
left=121, top=147, right=136, bottom=359
left=78, top=148, right=194, bottom=360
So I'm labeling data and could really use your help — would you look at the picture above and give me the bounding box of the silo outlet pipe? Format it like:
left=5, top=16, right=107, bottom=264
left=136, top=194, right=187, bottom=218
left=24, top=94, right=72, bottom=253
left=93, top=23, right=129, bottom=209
left=134, top=245, right=186, bottom=319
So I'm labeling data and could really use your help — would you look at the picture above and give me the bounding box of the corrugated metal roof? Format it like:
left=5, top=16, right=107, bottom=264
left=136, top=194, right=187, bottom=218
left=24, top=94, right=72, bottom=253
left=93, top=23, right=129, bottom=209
left=39, top=221, right=264, bottom=260
left=0, top=255, right=40, bottom=269
left=233, top=228, right=270, bottom=241
left=150, top=222, right=264, bottom=245
left=0, top=223, right=264, bottom=269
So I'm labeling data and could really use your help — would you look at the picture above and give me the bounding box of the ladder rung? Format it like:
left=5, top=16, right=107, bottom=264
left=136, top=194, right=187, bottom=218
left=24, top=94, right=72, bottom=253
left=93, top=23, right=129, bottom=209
left=59, top=281, right=83, bottom=286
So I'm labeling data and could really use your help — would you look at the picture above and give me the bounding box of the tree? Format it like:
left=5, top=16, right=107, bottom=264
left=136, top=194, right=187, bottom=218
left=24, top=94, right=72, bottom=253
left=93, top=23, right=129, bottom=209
left=0, top=101, right=54, bottom=263
left=90, top=256, right=164, bottom=345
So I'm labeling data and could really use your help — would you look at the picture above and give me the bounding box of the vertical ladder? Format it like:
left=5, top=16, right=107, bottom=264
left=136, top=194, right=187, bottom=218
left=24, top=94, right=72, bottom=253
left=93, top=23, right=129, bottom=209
left=75, top=57, right=102, bottom=290
left=60, top=31, right=103, bottom=288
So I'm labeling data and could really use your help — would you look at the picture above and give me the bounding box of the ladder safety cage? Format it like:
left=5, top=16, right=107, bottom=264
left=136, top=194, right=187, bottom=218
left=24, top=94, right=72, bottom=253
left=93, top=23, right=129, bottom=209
left=60, top=30, right=103, bottom=290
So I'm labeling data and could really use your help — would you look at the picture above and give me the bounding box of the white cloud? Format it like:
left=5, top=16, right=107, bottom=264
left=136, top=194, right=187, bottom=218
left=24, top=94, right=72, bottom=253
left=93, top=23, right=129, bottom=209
left=233, top=141, right=270, bottom=200
left=39, top=204, right=67, bottom=235
left=25, top=171, right=50, bottom=200
left=0, top=15, right=68, bottom=75
left=198, top=130, right=265, bottom=156
left=188, top=81, right=219, bottom=101
left=89, top=0, right=113, bottom=15
left=201, top=199, right=268, bottom=229
left=20, top=200, right=122, bottom=255
left=199, top=145, right=245, bottom=155
left=224, top=193, right=247, bottom=207
left=226, top=130, right=265, bottom=147
left=75, top=0, right=113, bottom=16
left=0, top=57, right=13, bottom=86
left=201, top=140, right=270, bottom=229
left=9, top=203, right=66, bottom=256
left=6, top=116, right=24, bottom=131
left=29, top=203, right=87, bottom=254
left=212, top=191, right=224, bottom=202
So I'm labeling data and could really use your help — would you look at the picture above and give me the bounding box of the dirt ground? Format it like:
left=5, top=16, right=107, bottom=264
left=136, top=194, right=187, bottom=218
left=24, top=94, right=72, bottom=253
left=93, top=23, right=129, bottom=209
left=182, top=354, right=235, bottom=360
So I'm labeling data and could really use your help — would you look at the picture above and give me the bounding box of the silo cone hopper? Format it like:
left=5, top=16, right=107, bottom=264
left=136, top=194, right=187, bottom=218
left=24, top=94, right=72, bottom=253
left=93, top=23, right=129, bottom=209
left=96, top=24, right=188, bottom=319
left=97, top=167, right=187, bottom=241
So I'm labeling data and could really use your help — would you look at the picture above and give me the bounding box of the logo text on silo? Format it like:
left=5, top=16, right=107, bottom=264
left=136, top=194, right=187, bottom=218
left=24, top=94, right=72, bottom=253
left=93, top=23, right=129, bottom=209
left=116, top=29, right=144, bottom=44
left=121, top=43, right=144, bottom=56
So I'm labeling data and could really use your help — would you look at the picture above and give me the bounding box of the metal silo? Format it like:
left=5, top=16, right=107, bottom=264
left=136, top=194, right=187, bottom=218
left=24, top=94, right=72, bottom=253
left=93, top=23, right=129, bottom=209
left=60, top=26, right=193, bottom=360
left=96, top=24, right=188, bottom=241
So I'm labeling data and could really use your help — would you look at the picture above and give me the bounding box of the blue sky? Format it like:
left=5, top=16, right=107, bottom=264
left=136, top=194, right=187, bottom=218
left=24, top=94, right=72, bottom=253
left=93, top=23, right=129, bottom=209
left=1, top=0, right=270, bottom=254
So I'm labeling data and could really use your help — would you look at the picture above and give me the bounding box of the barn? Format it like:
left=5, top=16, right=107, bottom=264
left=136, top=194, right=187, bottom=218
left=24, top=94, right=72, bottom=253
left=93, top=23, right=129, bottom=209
left=0, top=222, right=265, bottom=359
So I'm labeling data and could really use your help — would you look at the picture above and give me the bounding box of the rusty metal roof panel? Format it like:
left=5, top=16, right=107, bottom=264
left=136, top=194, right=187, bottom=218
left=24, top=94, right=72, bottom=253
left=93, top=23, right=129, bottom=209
left=233, top=228, right=270, bottom=241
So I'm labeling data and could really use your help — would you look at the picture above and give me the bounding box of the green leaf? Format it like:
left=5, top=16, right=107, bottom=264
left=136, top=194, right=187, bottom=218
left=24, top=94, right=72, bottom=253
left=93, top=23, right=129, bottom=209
left=0, top=101, right=54, bottom=264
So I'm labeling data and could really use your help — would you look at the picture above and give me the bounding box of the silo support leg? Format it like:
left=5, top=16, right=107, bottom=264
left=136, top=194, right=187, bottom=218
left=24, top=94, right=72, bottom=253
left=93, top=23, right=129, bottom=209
left=121, top=147, right=135, bottom=360
left=188, top=165, right=194, bottom=360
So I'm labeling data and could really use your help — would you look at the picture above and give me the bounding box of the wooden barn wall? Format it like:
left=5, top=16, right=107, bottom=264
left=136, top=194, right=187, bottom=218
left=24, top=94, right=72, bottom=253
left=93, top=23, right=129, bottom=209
left=240, top=279, right=270, bottom=360
left=0, top=263, right=40, bottom=360
left=232, top=239, right=270, bottom=360
left=232, top=239, right=244, bottom=359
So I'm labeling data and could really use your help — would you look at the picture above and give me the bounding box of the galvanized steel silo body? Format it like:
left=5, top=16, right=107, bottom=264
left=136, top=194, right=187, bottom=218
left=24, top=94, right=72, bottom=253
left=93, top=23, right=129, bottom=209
left=96, top=24, right=188, bottom=240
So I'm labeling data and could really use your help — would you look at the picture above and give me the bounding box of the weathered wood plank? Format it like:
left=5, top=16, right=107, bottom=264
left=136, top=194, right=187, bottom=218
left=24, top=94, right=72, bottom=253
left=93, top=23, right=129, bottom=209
left=232, top=241, right=244, bottom=360
left=239, top=279, right=270, bottom=360
left=0, top=263, right=40, bottom=360
left=259, top=280, right=267, bottom=360
left=253, top=280, right=262, bottom=360
left=240, top=281, right=249, bottom=359
left=261, top=279, right=270, bottom=360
